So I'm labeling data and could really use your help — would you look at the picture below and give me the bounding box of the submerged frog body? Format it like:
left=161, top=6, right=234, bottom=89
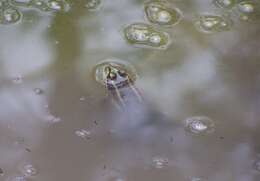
left=94, top=59, right=180, bottom=138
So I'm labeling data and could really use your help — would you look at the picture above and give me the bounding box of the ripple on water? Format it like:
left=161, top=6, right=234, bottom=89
left=144, top=1, right=182, bottom=26
left=235, top=0, right=260, bottom=22
left=194, top=14, right=233, bottom=33
left=94, top=59, right=137, bottom=89
left=213, top=0, right=236, bottom=9
left=124, top=23, right=170, bottom=49
left=0, top=6, right=22, bottom=25
left=184, top=116, right=215, bottom=135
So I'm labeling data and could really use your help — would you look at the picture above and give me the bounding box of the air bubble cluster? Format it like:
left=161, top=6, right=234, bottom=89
left=10, top=0, right=71, bottom=12
left=236, top=0, right=260, bottom=22
left=124, top=23, right=170, bottom=49
left=85, top=0, right=101, bottom=10
left=194, top=14, right=233, bottom=33
left=1, top=0, right=71, bottom=25
left=213, top=0, right=236, bottom=9
left=144, top=1, right=182, bottom=26
left=94, top=59, right=137, bottom=90
left=184, top=116, right=215, bottom=135
left=0, top=2, right=22, bottom=25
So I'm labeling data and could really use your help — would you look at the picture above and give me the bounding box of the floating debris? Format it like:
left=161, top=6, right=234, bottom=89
left=184, top=116, right=215, bottom=135
left=20, top=164, right=38, bottom=177
left=235, top=0, right=260, bottom=22
left=213, top=0, right=236, bottom=9
left=12, top=75, right=23, bottom=83
left=0, top=6, right=22, bottom=25
left=194, top=14, right=233, bottom=33
left=144, top=1, right=182, bottom=26
left=124, top=23, right=170, bottom=49
left=0, top=168, right=3, bottom=176
left=152, top=156, right=169, bottom=169
left=75, top=129, right=91, bottom=139
left=254, top=159, right=260, bottom=172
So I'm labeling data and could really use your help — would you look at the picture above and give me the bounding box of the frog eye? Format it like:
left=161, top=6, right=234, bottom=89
left=107, top=71, right=117, bottom=80
left=104, top=66, right=117, bottom=80
left=118, top=70, right=127, bottom=77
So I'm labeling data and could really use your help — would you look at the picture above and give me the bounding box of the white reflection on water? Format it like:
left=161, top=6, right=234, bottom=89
left=0, top=11, right=56, bottom=177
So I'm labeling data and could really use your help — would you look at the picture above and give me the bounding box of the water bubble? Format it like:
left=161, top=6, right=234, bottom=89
left=194, top=14, right=233, bottom=33
left=47, top=0, right=70, bottom=12
left=34, top=88, right=43, bottom=95
left=94, top=59, right=137, bottom=90
left=0, top=7, right=22, bottom=25
left=184, top=116, right=215, bottom=135
left=75, top=129, right=91, bottom=139
left=236, top=1, right=260, bottom=22
left=20, top=164, right=37, bottom=177
left=124, top=23, right=170, bottom=49
left=152, top=156, right=169, bottom=169
left=28, top=0, right=50, bottom=11
left=9, top=0, right=31, bottom=7
left=85, top=0, right=101, bottom=10
left=213, top=0, right=236, bottom=9
left=144, top=1, right=182, bottom=26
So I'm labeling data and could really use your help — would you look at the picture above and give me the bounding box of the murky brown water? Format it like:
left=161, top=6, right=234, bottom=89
left=0, top=0, right=260, bottom=181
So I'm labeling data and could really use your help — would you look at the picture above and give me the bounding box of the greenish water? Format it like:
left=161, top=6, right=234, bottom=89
left=0, top=0, right=260, bottom=181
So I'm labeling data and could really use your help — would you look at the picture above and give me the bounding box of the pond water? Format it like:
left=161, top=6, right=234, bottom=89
left=0, top=0, right=260, bottom=181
